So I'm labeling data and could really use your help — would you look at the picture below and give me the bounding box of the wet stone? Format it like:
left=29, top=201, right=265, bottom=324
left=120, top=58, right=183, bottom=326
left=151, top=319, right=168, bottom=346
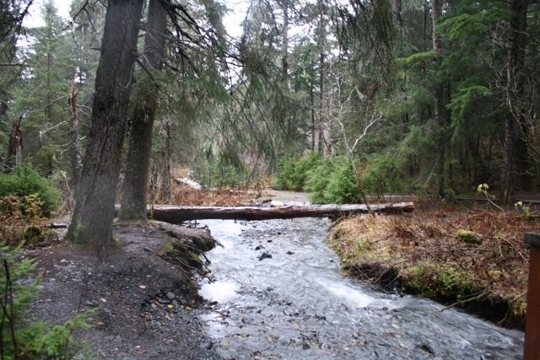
left=84, top=299, right=99, bottom=307
left=258, top=252, right=272, bottom=261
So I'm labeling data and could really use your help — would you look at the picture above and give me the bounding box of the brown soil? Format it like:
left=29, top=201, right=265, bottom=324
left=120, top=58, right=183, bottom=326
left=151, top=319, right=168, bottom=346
left=25, top=221, right=222, bottom=359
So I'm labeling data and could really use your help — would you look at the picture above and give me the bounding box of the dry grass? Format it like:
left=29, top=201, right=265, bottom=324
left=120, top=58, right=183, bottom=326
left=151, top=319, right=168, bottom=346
left=329, top=201, right=538, bottom=328
left=169, top=184, right=262, bottom=206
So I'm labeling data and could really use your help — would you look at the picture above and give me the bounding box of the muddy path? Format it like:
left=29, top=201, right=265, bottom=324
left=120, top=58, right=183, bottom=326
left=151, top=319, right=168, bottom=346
left=27, top=222, right=222, bottom=359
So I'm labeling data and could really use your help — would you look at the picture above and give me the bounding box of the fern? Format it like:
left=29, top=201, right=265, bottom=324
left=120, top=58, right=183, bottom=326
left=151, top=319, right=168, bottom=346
left=0, top=246, right=94, bottom=359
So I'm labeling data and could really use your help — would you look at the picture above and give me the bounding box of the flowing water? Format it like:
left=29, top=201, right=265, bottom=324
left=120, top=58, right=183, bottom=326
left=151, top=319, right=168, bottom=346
left=198, top=218, right=524, bottom=359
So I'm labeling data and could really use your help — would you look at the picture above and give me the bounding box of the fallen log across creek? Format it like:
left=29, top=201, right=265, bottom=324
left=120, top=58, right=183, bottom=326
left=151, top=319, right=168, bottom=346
left=49, top=202, right=414, bottom=229
left=146, top=202, right=415, bottom=224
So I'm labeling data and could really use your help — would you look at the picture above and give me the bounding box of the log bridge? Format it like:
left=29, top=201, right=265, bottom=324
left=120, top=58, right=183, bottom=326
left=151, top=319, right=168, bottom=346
left=146, top=202, right=414, bottom=224
left=50, top=202, right=414, bottom=229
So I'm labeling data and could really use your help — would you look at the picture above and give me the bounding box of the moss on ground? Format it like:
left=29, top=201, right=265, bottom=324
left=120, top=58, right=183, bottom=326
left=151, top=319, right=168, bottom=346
left=328, top=202, right=538, bottom=329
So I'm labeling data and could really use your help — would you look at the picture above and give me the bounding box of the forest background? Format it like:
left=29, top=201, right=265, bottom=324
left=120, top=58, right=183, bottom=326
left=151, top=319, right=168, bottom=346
left=1, top=0, right=539, bottom=237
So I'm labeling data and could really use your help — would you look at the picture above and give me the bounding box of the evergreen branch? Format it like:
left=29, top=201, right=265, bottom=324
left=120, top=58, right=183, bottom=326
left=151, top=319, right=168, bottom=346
left=0, top=63, right=24, bottom=67
left=71, top=0, right=90, bottom=23
left=0, top=262, right=5, bottom=360
left=135, top=57, right=160, bottom=90
left=1, top=0, right=34, bottom=39
left=159, top=0, right=202, bottom=36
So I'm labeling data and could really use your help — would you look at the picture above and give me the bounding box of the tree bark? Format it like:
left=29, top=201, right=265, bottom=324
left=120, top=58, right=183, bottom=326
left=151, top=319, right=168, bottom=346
left=281, top=3, right=289, bottom=83
left=430, top=0, right=450, bottom=197
left=158, top=118, right=172, bottom=202
left=119, top=0, right=167, bottom=221
left=66, top=0, right=144, bottom=246
left=124, top=202, right=415, bottom=223
left=501, top=0, right=531, bottom=204
left=68, top=76, right=82, bottom=197
left=4, top=116, right=23, bottom=170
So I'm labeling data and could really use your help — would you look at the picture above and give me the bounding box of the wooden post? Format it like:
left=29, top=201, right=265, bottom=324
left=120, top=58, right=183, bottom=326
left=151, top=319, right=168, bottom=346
left=524, top=232, right=540, bottom=360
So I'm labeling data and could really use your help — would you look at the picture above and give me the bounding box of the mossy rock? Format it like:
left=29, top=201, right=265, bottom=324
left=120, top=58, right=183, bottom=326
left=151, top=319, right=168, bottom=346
left=402, top=263, right=481, bottom=299
left=457, top=229, right=482, bottom=245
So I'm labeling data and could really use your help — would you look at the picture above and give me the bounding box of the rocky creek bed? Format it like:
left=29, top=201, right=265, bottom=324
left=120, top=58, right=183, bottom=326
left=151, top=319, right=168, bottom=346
left=196, top=217, right=524, bottom=359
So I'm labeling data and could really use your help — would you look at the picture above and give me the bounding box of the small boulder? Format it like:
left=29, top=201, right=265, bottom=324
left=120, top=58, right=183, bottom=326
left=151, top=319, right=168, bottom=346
left=258, top=252, right=272, bottom=261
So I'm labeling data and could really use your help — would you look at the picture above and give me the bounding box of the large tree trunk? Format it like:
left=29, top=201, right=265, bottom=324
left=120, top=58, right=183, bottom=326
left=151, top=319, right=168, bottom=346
left=501, top=0, right=531, bottom=204
left=68, top=77, right=82, bottom=197
left=430, top=0, right=451, bottom=197
left=158, top=118, right=172, bottom=202
left=119, top=0, right=167, bottom=221
left=316, top=0, right=327, bottom=155
left=66, top=0, right=144, bottom=246
left=4, top=116, right=23, bottom=170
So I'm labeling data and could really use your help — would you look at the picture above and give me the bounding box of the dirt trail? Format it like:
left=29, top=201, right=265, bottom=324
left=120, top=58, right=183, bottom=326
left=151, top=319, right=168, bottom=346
left=27, top=222, right=221, bottom=359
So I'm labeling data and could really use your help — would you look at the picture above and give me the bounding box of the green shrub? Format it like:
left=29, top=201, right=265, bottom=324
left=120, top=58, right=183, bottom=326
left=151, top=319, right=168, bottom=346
left=304, top=155, right=360, bottom=204
left=273, top=153, right=322, bottom=191
left=357, top=153, right=403, bottom=195
left=273, top=156, right=297, bottom=190
left=193, top=153, right=248, bottom=189
left=0, top=165, right=59, bottom=216
left=305, top=157, right=337, bottom=203
left=0, top=245, right=93, bottom=358
left=323, top=161, right=361, bottom=204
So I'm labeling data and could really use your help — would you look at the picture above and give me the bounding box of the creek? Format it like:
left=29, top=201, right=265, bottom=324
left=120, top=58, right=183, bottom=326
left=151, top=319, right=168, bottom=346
left=198, top=217, right=524, bottom=359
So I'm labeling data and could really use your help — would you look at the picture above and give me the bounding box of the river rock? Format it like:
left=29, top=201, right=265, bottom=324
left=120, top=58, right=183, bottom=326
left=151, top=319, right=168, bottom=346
left=258, top=252, right=272, bottom=261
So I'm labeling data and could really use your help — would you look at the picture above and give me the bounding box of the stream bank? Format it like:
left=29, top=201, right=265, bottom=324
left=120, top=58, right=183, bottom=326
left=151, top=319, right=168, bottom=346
left=329, top=201, right=536, bottom=330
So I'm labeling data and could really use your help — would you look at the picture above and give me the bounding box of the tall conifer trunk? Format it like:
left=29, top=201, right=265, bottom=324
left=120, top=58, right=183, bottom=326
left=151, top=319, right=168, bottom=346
left=431, top=0, right=450, bottom=196
left=68, top=77, right=81, bottom=198
left=66, top=0, right=144, bottom=247
left=316, top=0, right=327, bottom=155
left=119, top=0, right=167, bottom=220
left=501, top=0, right=530, bottom=204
